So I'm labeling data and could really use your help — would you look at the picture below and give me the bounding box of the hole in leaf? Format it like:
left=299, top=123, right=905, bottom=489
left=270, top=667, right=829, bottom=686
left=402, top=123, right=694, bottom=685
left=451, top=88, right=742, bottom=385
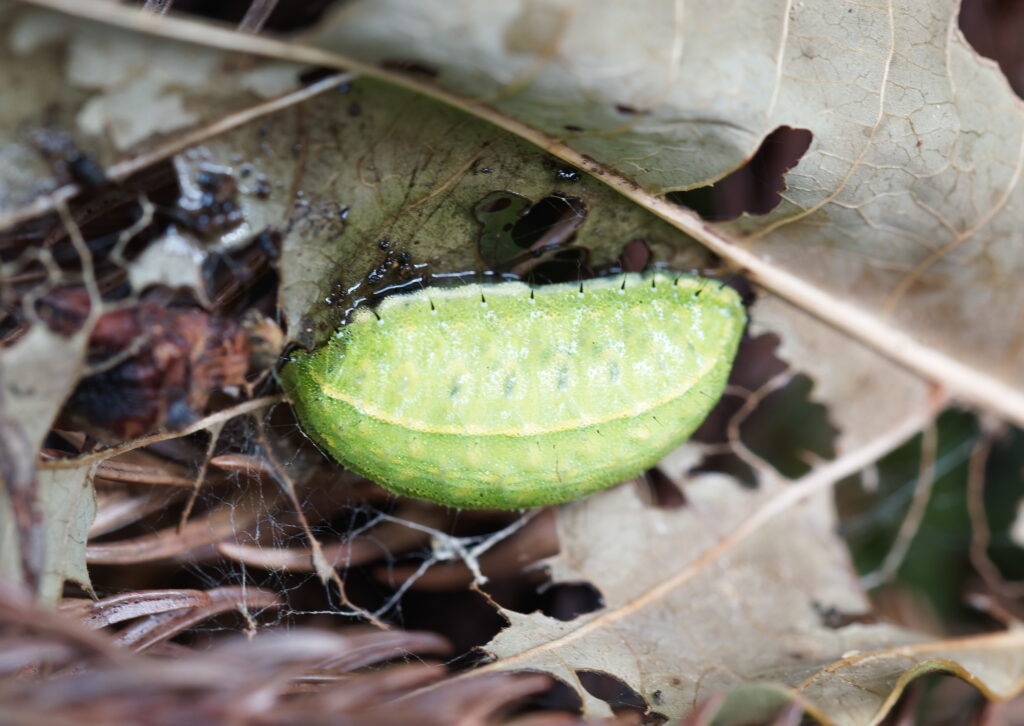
left=553, top=166, right=582, bottom=182
left=692, top=333, right=837, bottom=484
left=618, top=238, right=651, bottom=273
left=575, top=670, right=652, bottom=720
left=525, top=676, right=584, bottom=716
left=390, top=586, right=510, bottom=655
left=691, top=334, right=788, bottom=486
left=297, top=66, right=338, bottom=86
left=538, top=581, right=604, bottom=620
left=379, top=58, right=441, bottom=78
left=165, top=0, right=338, bottom=32
left=509, top=194, right=587, bottom=250
left=614, top=103, right=648, bottom=116
left=637, top=468, right=687, bottom=509
left=34, top=287, right=93, bottom=335
left=980, top=425, right=1024, bottom=582
left=474, top=191, right=588, bottom=275
left=959, top=1, right=1024, bottom=99
left=836, top=410, right=993, bottom=627
left=743, top=374, right=838, bottom=478
left=666, top=126, right=812, bottom=220
left=524, top=247, right=591, bottom=284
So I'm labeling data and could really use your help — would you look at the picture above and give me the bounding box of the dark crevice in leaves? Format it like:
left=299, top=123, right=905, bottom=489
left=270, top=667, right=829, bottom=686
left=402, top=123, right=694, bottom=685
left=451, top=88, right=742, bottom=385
left=474, top=190, right=589, bottom=277
left=959, top=0, right=1024, bottom=99
left=692, top=333, right=837, bottom=484
left=136, top=0, right=342, bottom=32
left=537, top=581, right=604, bottom=621
left=617, top=238, right=651, bottom=273
left=743, top=373, right=837, bottom=479
left=639, top=467, right=688, bottom=509
left=666, top=126, right=812, bottom=221
left=576, top=669, right=653, bottom=721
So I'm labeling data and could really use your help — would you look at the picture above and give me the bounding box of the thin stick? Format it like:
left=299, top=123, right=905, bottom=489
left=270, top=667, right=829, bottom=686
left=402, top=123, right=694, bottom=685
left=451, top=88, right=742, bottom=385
left=238, top=0, right=278, bottom=33
left=254, top=424, right=388, bottom=629
left=1, top=72, right=352, bottom=233
left=142, top=0, right=173, bottom=14
left=177, top=421, right=224, bottom=530
left=468, top=394, right=944, bottom=675
left=21, top=0, right=1024, bottom=425
left=861, top=420, right=938, bottom=589
left=38, top=396, right=283, bottom=470
left=966, top=427, right=1024, bottom=598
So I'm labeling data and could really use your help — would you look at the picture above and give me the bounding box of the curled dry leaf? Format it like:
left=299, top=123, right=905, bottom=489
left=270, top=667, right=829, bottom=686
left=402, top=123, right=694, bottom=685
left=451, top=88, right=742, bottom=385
left=218, top=502, right=445, bottom=573
left=0, top=584, right=570, bottom=726
left=93, top=450, right=199, bottom=488
left=0, top=1, right=314, bottom=227
left=2, top=3, right=1022, bottom=725
left=60, top=302, right=255, bottom=439
left=85, top=482, right=276, bottom=565
left=61, top=588, right=223, bottom=629
left=309, top=0, right=1024, bottom=423
left=111, top=586, right=282, bottom=651
left=157, top=76, right=715, bottom=347
left=478, top=470, right=1024, bottom=724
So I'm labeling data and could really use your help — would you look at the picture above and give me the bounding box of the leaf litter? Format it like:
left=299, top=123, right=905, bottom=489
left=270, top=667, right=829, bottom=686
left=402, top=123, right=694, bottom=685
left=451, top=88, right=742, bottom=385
left=1, top=1, right=1023, bottom=724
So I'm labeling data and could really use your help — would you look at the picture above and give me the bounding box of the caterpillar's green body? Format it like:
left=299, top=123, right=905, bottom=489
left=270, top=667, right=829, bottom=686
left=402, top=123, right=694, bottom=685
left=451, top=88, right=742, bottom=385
left=283, top=271, right=745, bottom=509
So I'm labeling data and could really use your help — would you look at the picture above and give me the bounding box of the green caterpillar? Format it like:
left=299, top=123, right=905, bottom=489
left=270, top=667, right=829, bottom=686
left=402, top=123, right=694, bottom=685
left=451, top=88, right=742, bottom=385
left=283, top=271, right=745, bottom=509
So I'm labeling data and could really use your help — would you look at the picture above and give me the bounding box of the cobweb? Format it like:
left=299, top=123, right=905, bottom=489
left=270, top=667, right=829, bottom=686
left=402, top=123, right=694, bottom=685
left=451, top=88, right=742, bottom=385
left=137, top=401, right=546, bottom=636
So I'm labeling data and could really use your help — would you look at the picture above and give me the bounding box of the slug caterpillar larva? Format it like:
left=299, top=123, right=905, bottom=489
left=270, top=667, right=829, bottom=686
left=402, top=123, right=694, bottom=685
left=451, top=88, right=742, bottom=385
left=283, top=271, right=745, bottom=509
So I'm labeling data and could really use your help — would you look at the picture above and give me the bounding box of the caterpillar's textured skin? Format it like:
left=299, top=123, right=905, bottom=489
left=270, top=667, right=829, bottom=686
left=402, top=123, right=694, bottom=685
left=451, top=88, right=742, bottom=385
left=283, top=271, right=745, bottom=509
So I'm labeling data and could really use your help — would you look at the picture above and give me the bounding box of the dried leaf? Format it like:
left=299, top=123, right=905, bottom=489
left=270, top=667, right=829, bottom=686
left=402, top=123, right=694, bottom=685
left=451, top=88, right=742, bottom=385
left=478, top=476, right=1023, bottom=723
left=2, top=5, right=1020, bottom=725
left=749, top=295, right=932, bottom=453
left=0, top=586, right=563, bottom=726
left=0, top=467, right=96, bottom=603
left=166, top=79, right=714, bottom=347
left=308, top=0, right=1024, bottom=422
left=0, top=318, right=93, bottom=603
left=62, top=304, right=252, bottom=438
left=85, top=484, right=273, bottom=564
left=0, top=1, right=309, bottom=226
left=0, top=323, right=88, bottom=452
